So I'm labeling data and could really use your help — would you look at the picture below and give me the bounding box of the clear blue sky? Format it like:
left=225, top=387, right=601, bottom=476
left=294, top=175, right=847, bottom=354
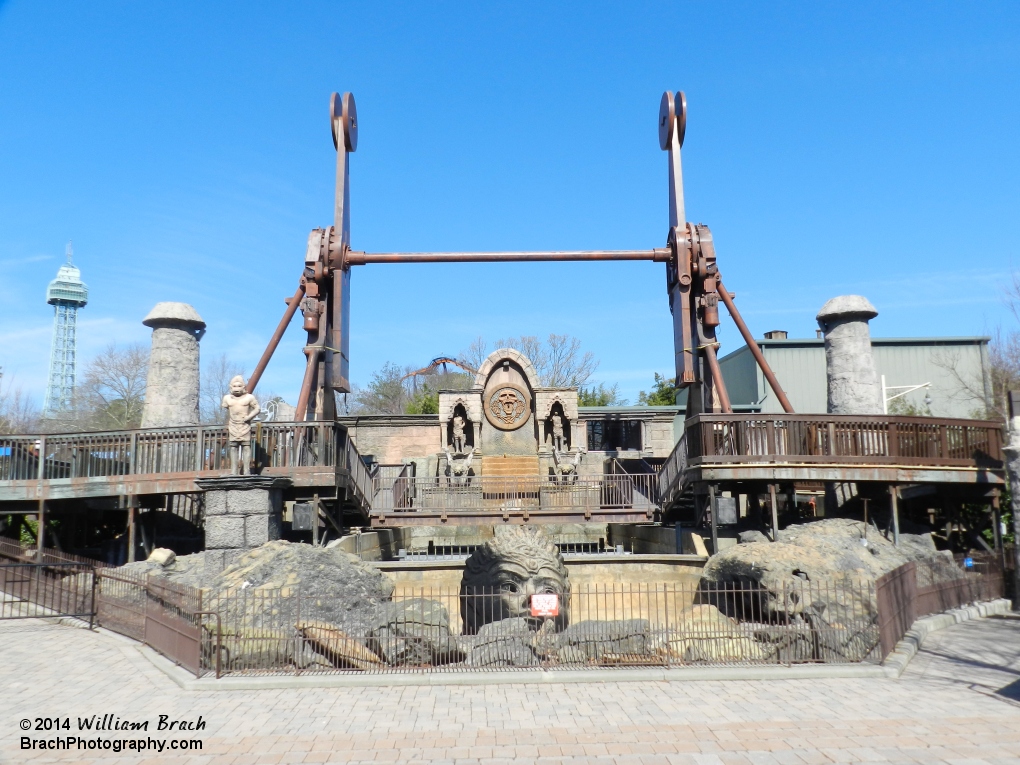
left=1, top=1, right=1017, bottom=406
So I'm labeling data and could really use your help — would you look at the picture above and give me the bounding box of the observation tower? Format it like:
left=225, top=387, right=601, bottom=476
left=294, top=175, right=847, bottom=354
left=43, top=243, right=88, bottom=415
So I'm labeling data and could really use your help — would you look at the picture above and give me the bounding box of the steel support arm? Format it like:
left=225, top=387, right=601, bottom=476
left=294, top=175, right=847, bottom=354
left=345, top=249, right=669, bottom=265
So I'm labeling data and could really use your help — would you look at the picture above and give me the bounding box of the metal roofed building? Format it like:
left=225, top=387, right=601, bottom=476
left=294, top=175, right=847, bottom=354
left=717, top=332, right=992, bottom=418
left=43, top=243, right=88, bottom=415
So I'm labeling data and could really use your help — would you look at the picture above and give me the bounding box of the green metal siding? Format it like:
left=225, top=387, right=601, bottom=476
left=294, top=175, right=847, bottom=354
left=718, top=337, right=989, bottom=418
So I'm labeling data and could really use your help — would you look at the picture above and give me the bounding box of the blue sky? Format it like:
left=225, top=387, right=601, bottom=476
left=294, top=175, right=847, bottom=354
left=1, top=2, right=1018, bottom=406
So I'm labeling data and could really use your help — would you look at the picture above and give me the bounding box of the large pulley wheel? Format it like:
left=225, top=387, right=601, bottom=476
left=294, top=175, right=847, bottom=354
left=330, top=91, right=358, bottom=152
left=658, top=90, right=686, bottom=150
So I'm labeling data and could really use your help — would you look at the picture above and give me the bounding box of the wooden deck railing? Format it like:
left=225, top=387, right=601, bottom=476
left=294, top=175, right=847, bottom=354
left=686, top=413, right=1003, bottom=468
left=0, top=422, right=357, bottom=482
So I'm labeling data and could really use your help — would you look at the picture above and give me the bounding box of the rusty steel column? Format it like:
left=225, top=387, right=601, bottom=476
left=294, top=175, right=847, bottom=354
left=769, top=484, right=780, bottom=542
left=127, top=500, right=137, bottom=564
left=247, top=283, right=306, bottom=394
left=717, top=282, right=795, bottom=413
left=703, top=344, right=732, bottom=413
left=36, top=498, right=45, bottom=556
left=890, top=485, right=901, bottom=547
left=708, top=484, right=719, bottom=555
left=295, top=351, right=319, bottom=422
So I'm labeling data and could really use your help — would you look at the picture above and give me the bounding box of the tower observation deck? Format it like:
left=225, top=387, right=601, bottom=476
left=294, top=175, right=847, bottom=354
left=43, top=243, right=88, bottom=415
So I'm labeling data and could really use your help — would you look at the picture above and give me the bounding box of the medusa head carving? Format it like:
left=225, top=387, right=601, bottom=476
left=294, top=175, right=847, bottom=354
left=460, top=525, right=570, bottom=634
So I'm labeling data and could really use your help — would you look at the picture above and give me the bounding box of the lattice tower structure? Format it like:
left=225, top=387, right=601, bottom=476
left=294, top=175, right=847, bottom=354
left=43, top=243, right=88, bottom=415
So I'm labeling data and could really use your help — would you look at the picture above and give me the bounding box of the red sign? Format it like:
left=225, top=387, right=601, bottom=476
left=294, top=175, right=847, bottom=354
left=530, top=593, right=559, bottom=617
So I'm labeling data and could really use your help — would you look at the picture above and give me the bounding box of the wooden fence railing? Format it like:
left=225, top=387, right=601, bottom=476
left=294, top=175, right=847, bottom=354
left=685, top=413, right=1003, bottom=468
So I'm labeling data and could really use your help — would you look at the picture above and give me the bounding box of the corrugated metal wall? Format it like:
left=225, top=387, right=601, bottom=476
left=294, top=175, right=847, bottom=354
left=872, top=341, right=988, bottom=418
left=719, top=337, right=989, bottom=417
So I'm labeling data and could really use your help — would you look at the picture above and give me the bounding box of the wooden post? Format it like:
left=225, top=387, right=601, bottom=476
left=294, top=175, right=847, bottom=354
left=312, top=492, right=320, bottom=546
left=36, top=498, right=45, bottom=556
left=890, top=485, right=901, bottom=547
left=861, top=497, right=870, bottom=542
left=127, top=499, right=137, bottom=564
left=708, top=484, right=719, bottom=555
left=769, top=484, right=779, bottom=542
left=35, top=435, right=46, bottom=557
left=991, top=491, right=1003, bottom=552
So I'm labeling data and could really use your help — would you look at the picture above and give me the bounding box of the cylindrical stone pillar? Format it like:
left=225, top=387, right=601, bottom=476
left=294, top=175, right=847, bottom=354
left=816, top=295, right=882, bottom=415
left=1004, top=444, right=1020, bottom=608
left=141, top=302, right=206, bottom=427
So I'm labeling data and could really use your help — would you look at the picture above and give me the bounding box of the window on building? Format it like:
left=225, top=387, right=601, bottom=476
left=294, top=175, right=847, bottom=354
left=586, top=419, right=642, bottom=451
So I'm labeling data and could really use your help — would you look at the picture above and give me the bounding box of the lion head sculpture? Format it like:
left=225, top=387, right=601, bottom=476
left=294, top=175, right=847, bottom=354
left=460, top=525, right=570, bottom=634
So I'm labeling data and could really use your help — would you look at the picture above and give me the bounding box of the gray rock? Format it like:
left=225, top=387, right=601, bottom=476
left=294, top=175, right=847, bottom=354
left=556, top=619, right=652, bottom=663
left=368, top=599, right=464, bottom=666
left=205, top=516, right=245, bottom=549
left=738, top=530, right=769, bottom=544
left=700, top=518, right=961, bottom=627
left=147, top=547, right=176, bottom=567
left=463, top=617, right=540, bottom=667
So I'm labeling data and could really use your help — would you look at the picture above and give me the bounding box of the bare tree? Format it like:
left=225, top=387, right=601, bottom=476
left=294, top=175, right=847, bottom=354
left=459, top=337, right=489, bottom=371
left=490, top=333, right=599, bottom=387
left=351, top=362, right=409, bottom=415
left=934, top=270, right=1020, bottom=421
left=0, top=368, right=40, bottom=434
left=72, top=344, right=149, bottom=430
left=201, top=353, right=246, bottom=424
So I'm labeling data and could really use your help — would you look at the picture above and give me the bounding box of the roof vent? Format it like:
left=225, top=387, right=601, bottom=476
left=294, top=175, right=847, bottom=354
left=763, top=330, right=788, bottom=340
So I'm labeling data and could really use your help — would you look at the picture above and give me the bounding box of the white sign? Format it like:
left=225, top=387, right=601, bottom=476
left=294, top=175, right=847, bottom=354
left=530, top=593, right=559, bottom=617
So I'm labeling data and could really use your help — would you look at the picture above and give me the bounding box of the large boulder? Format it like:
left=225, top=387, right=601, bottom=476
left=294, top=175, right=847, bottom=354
left=462, top=617, right=542, bottom=668
left=699, top=518, right=960, bottom=629
left=368, top=599, right=464, bottom=666
left=556, top=619, right=653, bottom=664
left=666, top=604, right=767, bottom=663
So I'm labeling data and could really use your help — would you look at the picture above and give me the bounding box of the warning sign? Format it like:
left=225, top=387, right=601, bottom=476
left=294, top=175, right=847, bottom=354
left=530, top=593, right=559, bottom=617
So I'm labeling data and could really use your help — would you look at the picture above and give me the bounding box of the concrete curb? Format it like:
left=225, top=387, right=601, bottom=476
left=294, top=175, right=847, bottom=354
left=121, top=598, right=1013, bottom=690
left=138, top=646, right=891, bottom=691
left=880, top=597, right=1013, bottom=678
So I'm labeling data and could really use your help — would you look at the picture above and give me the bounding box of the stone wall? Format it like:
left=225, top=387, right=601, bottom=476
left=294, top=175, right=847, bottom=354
left=338, top=415, right=440, bottom=464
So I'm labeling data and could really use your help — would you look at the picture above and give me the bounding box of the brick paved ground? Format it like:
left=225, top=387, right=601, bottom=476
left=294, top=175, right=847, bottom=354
left=1, top=616, right=1018, bottom=765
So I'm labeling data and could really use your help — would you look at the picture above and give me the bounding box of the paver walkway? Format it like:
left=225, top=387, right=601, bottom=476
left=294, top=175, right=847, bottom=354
left=1, top=615, right=1018, bottom=765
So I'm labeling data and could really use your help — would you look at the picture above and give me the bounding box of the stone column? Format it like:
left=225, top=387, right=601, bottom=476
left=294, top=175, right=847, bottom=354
left=1004, top=444, right=1020, bottom=609
left=195, top=477, right=290, bottom=575
left=141, top=302, right=206, bottom=427
left=816, top=295, right=882, bottom=415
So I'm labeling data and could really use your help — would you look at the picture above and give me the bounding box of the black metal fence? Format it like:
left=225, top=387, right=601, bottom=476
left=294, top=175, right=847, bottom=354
left=190, top=578, right=882, bottom=676
left=0, top=563, right=95, bottom=624
left=1, top=540, right=1005, bottom=677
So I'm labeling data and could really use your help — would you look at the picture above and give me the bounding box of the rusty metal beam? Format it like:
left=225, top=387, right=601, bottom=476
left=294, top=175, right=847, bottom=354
left=717, top=281, right=795, bottom=413
left=346, top=249, right=670, bottom=265
left=247, top=282, right=306, bottom=394
left=703, top=344, right=733, bottom=413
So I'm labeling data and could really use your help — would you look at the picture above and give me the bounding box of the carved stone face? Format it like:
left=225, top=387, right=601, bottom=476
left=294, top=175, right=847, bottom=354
left=229, top=376, right=246, bottom=397
left=460, top=525, right=570, bottom=634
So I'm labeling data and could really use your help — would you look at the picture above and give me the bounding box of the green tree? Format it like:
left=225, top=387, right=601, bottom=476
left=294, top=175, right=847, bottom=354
left=405, top=384, right=439, bottom=414
left=578, top=383, right=626, bottom=407
left=637, top=373, right=677, bottom=406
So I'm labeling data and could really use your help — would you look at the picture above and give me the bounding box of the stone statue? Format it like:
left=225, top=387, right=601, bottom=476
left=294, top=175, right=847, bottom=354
left=451, top=413, right=468, bottom=454
left=549, top=412, right=565, bottom=451
left=460, top=525, right=570, bottom=634
left=444, top=447, right=473, bottom=486
left=552, top=447, right=581, bottom=483
left=221, top=375, right=260, bottom=475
